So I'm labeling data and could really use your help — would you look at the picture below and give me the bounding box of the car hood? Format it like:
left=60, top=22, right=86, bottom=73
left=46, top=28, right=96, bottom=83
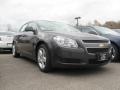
left=42, top=31, right=109, bottom=41
left=103, top=34, right=120, bottom=42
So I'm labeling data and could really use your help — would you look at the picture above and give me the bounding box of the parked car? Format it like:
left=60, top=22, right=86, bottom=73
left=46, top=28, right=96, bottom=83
left=112, top=29, right=120, bottom=33
left=13, top=20, right=111, bottom=72
left=78, top=26, right=120, bottom=61
left=0, top=31, right=15, bottom=51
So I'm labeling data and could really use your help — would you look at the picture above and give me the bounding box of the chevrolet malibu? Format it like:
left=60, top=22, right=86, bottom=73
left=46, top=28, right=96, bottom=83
left=12, top=20, right=112, bottom=72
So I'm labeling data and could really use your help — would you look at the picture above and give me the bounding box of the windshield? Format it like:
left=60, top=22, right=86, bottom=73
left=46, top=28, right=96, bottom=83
left=37, top=21, right=80, bottom=33
left=0, top=32, right=14, bottom=36
left=94, top=26, right=119, bottom=35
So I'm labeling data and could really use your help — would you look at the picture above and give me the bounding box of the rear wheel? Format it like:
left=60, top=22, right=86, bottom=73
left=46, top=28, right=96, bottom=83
left=111, top=44, right=119, bottom=62
left=37, top=44, right=52, bottom=72
left=12, top=43, right=20, bottom=57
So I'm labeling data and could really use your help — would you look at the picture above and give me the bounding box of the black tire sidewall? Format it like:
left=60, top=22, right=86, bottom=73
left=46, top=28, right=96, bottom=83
left=12, top=43, right=20, bottom=57
left=111, top=44, right=119, bottom=61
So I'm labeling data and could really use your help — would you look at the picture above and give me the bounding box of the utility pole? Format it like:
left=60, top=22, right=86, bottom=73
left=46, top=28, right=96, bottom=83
left=75, top=17, right=81, bottom=27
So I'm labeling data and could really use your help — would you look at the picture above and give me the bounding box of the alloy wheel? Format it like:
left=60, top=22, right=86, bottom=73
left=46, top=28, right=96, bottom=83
left=111, top=46, right=116, bottom=60
left=12, top=45, right=15, bottom=56
left=37, top=48, right=47, bottom=69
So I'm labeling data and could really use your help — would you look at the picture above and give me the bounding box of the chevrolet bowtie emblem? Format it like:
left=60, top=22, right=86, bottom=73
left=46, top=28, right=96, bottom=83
left=99, top=43, right=107, bottom=48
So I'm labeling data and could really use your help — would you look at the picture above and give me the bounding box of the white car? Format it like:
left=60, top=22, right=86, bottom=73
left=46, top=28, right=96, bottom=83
left=0, top=32, right=15, bottom=51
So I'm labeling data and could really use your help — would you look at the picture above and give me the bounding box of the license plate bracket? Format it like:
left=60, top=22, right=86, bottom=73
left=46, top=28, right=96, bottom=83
left=98, top=53, right=107, bottom=61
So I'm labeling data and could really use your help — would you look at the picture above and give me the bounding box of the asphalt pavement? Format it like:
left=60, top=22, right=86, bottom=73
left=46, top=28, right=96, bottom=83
left=0, top=53, right=120, bottom=90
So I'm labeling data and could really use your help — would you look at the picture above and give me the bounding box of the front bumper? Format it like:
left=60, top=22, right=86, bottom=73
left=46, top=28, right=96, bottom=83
left=0, top=42, right=12, bottom=50
left=51, top=46, right=111, bottom=68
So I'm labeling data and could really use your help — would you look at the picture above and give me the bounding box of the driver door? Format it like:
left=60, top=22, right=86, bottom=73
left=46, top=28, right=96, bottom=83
left=22, top=23, right=38, bottom=56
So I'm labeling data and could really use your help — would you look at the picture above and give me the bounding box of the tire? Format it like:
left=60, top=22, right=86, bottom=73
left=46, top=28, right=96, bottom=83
left=111, top=44, right=119, bottom=62
left=12, top=43, right=20, bottom=57
left=37, top=44, right=52, bottom=72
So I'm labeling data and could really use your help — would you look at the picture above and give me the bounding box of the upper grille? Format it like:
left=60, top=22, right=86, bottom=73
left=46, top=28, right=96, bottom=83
left=82, top=40, right=108, bottom=43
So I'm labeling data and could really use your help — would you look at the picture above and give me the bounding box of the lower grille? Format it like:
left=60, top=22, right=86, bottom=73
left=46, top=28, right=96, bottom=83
left=60, top=59, right=81, bottom=63
left=87, top=48, right=109, bottom=53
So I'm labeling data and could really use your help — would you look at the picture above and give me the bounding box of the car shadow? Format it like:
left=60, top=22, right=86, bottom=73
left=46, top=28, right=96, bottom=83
left=0, top=51, right=12, bottom=54
left=111, top=60, right=120, bottom=63
left=19, top=56, right=37, bottom=65
left=49, top=66, right=111, bottom=77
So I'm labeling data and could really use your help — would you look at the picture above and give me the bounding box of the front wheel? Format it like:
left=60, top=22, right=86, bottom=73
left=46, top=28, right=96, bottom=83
left=12, top=43, right=20, bottom=57
left=37, top=44, right=52, bottom=72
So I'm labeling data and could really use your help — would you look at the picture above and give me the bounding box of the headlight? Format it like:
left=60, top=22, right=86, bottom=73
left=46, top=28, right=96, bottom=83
left=53, top=36, right=78, bottom=48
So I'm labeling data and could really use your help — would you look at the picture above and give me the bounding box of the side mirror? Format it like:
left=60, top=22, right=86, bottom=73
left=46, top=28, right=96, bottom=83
left=88, top=31, right=98, bottom=35
left=25, top=27, right=37, bottom=35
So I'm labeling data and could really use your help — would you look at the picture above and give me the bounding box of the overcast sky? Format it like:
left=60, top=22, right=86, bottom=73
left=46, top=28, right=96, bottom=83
left=0, top=0, right=120, bottom=28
